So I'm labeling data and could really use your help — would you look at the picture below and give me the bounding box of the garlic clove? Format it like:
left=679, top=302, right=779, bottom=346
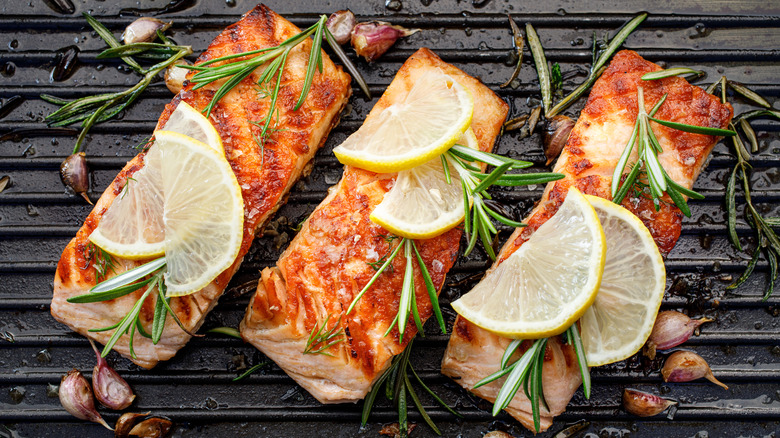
left=645, top=311, right=713, bottom=359
left=128, top=417, right=173, bottom=438
left=60, top=152, right=91, bottom=204
left=115, top=412, right=151, bottom=438
left=326, top=10, right=356, bottom=45
left=661, top=350, right=728, bottom=390
left=543, top=115, right=575, bottom=165
left=164, top=59, right=192, bottom=94
left=90, top=339, right=136, bottom=410
left=351, top=21, right=420, bottom=62
left=59, top=369, right=113, bottom=430
left=122, top=17, right=172, bottom=45
left=623, top=388, right=677, bottom=417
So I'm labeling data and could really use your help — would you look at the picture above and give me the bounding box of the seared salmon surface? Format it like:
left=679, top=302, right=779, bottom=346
left=51, top=5, right=352, bottom=369
left=241, top=48, right=508, bottom=403
left=441, top=50, right=733, bottom=432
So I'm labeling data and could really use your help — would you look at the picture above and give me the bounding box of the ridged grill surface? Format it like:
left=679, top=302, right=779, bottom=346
left=1, top=1, right=779, bottom=437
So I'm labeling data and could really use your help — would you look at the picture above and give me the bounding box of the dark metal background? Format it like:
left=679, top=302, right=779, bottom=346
left=1, top=1, right=779, bottom=437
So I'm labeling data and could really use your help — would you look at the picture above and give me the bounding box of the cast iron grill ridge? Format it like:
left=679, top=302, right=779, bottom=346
left=0, top=1, right=778, bottom=437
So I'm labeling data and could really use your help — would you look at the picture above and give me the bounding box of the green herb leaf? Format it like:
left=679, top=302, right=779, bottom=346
left=648, top=116, right=736, bottom=136
left=233, top=362, right=269, bottom=382
left=727, top=80, right=771, bottom=109
left=641, top=67, right=704, bottom=81
left=551, top=62, right=562, bottom=91
left=207, top=326, right=243, bottom=339
left=525, top=23, right=552, bottom=115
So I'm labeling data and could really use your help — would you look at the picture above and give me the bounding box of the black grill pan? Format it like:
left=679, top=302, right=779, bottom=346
left=1, top=1, right=779, bottom=437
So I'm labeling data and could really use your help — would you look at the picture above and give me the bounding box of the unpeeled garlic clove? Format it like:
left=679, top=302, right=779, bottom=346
left=645, top=311, right=713, bottom=359
left=128, top=417, right=173, bottom=438
left=543, top=115, right=575, bottom=165
left=623, top=388, right=677, bottom=417
left=351, top=21, right=420, bottom=62
left=661, top=350, right=728, bottom=390
left=164, top=59, right=192, bottom=94
left=59, top=369, right=112, bottom=430
left=115, top=412, right=151, bottom=438
left=60, top=152, right=91, bottom=204
left=326, top=10, right=356, bottom=45
left=122, top=17, right=172, bottom=45
left=91, top=339, right=135, bottom=410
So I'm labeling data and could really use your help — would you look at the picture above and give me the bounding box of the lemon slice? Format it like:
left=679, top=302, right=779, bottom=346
left=579, top=195, right=666, bottom=366
left=154, top=130, right=244, bottom=297
left=88, top=102, right=222, bottom=259
left=159, top=101, right=223, bottom=152
left=333, top=71, right=473, bottom=173
left=451, top=187, right=606, bottom=338
left=369, top=129, right=479, bottom=239
left=88, top=146, right=166, bottom=260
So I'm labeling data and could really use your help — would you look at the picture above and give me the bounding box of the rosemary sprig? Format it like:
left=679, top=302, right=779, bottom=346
left=544, top=13, right=648, bottom=118
left=525, top=23, right=552, bottom=114
left=303, top=314, right=346, bottom=355
left=445, top=145, right=563, bottom=259
left=183, top=15, right=369, bottom=119
left=347, top=238, right=442, bottom=341
left=362, top=337, right=461, bottom=437
left=82, top=241, right=117, bottom=283
left=611, top=86, right=734, bottom=216
left=473, top=325, right=590, bottom=433
left=68, top=257, right=198, bottom=358
left=641, top=67, right=704, bottom=81
left=42, top=14, right=192, bottom=154
left=716, top=81, right=780, bottom=298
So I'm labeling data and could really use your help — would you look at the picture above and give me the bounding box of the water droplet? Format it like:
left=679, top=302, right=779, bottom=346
left=464, top=27, right=472, bottom=36
left=656, top=30, right=664, bottom=38
left=688, top=23, right=711, bottom=39
left=225, top=0, right=236, bottom=6
left=478, top=41, right=489, bottom=50
left=2, top=62, right=16, bottom=77
left=420, top=0, right=433, bottom=5
left=385, top=0, right=403, bottom=11
left=8, top=39, right=19, bottom=50
left=570, top=37, right=585, bottom=46
left=36, top=348, right=52, bottom=363
left=9, top=386, right=25, bottom=403
left=557, top=8, right=566, bottom=15
left=204, top=397, right=218, bottom=409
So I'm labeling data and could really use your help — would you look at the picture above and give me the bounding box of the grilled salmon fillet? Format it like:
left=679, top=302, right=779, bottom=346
left=240, top=48, right=508, bottom=403
left=51, top=5, right=352, bottom=369
left=442, top=50, right=733, bottom=432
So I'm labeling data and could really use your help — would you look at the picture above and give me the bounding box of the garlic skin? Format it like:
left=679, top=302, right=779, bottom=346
left=122, top=17, right=172, bottom=45
left=90, top=339, right=135, bottom=410
left=326, top=10, right=356, bottom=45
left=60, top=152, right=91, bottom=204
left=128, top=417, right=173, bottom=438
left=164, top=59, right=192, bottom=94
left=351, top=22, right=420, bottom=62
left=59, top=369, right=112, bottom=430
left=645, top=311, right=713, bottom=359
left=543, top=115, right=575, bottom=165
left=661, top=350, right=728, bottom=390
left=623, top=388, right=677, bottom=417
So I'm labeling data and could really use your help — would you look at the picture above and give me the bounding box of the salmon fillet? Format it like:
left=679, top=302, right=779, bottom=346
left=50, top=5, right=352, bottom=369
left=240, top=48, right=508, bottom=403
left=441, top=50, right=733, bottom=432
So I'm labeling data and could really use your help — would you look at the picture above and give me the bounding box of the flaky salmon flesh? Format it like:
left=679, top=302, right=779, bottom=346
left=51, top=5, right=352, bottom=369
left=442, top=50, right=733, bottom=432
left=240, top=48, right=509, bottom=404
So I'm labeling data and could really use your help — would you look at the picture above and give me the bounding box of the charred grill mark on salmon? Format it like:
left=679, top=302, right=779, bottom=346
left=50, top=5, right=352, bottom=369
left=441, top=50, right=733, bottom=432
left=240, top=48, right=509, bottom=404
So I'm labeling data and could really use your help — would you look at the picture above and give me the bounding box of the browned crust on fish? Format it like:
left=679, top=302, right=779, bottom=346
left=51, top=5, right=351, bottom=368
left=442, top=50, right=733, bottom=432
left=241, top=48, right=509, bottom=403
